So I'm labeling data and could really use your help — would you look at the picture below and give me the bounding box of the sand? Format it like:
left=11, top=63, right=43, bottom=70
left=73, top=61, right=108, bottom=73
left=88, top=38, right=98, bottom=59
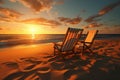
left=0, top=39, right=120, bottom=80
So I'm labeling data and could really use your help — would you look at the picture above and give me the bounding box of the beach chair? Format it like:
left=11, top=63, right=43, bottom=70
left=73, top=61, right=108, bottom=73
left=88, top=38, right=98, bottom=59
left=53, top=27, right=83, bottom=59
left=78, top=30, right=98, bottom=55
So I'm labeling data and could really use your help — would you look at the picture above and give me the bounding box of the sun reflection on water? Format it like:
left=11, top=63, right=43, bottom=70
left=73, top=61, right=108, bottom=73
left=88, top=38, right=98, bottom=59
left=32, top=34, right=35, bottom=39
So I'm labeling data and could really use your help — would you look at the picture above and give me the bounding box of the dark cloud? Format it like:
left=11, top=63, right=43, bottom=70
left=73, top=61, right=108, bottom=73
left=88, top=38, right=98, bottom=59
left=85, top=1, right=120, bottom=23
left=10, top=0, right=62, bottom=13
left=56, top=0, right=64, bottom=4
left=58, top=17, right=82, bottom=25
left=113, top=24, right=120, bottom=27
left=99, top=1, right=120, bottom=15
left=0, top=7, right=22, bottom=20
left=0, top=15, right=11, bottom=22
left=21, top=18, right=62, bottom=27
left=0, top=0, right=3, bottom=4
left=85, top=14, right=100, bottom=23
left=84, top=22, right=103, bottom=28
left=58, top=17, right=70, bottom=22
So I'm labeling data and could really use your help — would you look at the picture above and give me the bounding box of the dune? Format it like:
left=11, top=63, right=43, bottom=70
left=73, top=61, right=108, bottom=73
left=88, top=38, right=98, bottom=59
left=0, top=39, right=120, bottom=80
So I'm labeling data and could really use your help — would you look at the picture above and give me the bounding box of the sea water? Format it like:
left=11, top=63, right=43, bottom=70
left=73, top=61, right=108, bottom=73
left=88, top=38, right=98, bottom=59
left=0, top=34, right=120, bottom=48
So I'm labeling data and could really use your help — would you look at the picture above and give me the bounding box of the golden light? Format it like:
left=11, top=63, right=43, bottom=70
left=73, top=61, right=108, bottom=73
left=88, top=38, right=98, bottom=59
left=29, top=27, right=37, bottom=34
left=28, top=27, right=36, bottom=39
left=26, top=24, right=38, bottom=39
left=31, top=34, right=35, bottom=39
left=27, top=24, right=42, bottom=34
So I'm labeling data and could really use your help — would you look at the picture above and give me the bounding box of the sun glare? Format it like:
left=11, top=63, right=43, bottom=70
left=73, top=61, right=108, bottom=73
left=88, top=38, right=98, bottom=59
left=28, top=25, right=38, bottom=39
left=29, top=27, right=37, bottom=39
left=29, top=27, right=37, bottom=34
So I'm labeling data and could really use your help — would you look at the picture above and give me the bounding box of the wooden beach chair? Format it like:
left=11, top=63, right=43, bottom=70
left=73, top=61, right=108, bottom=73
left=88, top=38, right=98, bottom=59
left=78, top=30, right=98, bottom=55
left=53, top=27, right=83, bottom=59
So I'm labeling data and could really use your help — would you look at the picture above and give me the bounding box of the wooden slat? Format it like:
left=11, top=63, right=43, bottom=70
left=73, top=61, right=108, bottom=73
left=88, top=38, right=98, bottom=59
left=67, top=29, right=78, bottom=50
left=61, top=27, right=83, bottom=51
left=85, top=30, right=98, bottom=43
left=63, top=28, right=75, bottom=51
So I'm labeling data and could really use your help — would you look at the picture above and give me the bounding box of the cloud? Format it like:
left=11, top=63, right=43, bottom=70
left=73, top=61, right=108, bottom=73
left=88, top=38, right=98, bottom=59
left=0, top=15, right=11, bottom=22
left=102, top=26, right=120, bottom=34
left=0, top=7, right=22, bottom=20
left=112, top=27, right=120, bottom=34
left=0, top=27, right=3, bottom=30
left=21, top=18, right=62, bottom=27
left=58, top=17, right=82, bottom=25
left=9, top=0, right=16, bottom=2
left=0, top=0, right=3, bottom=4
left=10, top=0, right=60, bottom=13
left=85, top=1, right=120, bottom=23
left=56, top=0, right=64, bottom=5
left=85, top=14, right=100, bottom=23
left=84, top=22, right=103, bottom=28
left=99, top=1, right=120, bottom=15
left=113, top=24, right=120, bottom=27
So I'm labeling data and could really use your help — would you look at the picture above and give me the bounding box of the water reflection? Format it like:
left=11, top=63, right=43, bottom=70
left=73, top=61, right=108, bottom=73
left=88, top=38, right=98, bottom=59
left=32, top=34, right=35, bottom=39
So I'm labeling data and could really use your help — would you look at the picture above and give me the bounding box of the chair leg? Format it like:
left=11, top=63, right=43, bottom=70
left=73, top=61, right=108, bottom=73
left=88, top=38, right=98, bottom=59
left=62, top=54, right=65, bottom=60
left=58, top=52, right=65, bottom=60
left=81, top=45, right=85, bottom=56
left=54, top=50, right=65, bottom=60
left=54, top=48, right=56, bottom=56
left=88, top=48, right=93, bottom=55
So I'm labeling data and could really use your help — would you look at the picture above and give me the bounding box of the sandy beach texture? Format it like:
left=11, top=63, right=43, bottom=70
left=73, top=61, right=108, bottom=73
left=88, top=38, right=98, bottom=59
left=0, top=39, right=120, bottom=80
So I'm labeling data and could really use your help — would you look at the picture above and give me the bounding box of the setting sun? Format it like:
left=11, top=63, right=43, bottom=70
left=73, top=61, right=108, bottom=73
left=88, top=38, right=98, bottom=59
left=25, top=24, right=46, bottom=34
left=29, top=27, right=37, bottom=34
left=27, top=25, right=39, bottom=39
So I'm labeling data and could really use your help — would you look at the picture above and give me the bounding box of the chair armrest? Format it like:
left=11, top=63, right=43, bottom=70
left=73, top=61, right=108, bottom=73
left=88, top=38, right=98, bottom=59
left=53, top=42, right=62, bottom=46
left=79, top=41, right=91, bottom=44
left=77, top=41, right=91, bottom=46
left=84, top=42, right=91, bottom=44
left=77, top=40, right=84, bottom=44
left=80, top=40, right=84, bottom=43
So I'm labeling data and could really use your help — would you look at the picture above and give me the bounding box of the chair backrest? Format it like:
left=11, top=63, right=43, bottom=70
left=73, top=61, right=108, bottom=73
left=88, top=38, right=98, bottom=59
left=61, top=27, right=83, bottom=51
left=85, top=30, right=98, bottom=43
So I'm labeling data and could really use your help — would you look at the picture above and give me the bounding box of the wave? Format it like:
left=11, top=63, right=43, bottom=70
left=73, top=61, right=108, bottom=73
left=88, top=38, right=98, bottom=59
left=0, top=34, right=120, bottom=48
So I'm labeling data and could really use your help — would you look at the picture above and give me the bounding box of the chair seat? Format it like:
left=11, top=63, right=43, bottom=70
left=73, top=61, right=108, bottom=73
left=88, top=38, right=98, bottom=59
left=77, top=41, right=91, bottom=47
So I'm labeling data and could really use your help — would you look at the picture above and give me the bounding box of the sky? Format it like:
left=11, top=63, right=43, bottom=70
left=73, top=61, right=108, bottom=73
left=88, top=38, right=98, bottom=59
left=0, top=0, right=120, bottom=34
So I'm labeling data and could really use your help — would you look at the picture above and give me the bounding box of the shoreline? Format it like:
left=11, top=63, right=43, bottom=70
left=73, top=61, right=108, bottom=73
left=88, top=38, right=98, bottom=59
left=0, top=37, right=120, bottom=49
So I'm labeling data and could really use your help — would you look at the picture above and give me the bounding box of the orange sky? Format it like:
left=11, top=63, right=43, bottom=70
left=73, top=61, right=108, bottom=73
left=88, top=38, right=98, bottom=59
left=0, top=0, right=120, bottom=34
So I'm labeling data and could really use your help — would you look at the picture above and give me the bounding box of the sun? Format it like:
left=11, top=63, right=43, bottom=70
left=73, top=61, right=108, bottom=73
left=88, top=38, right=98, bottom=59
left=27, top=24, right=39, bottom=34
left=26, top=24, right=46, bottom=34
left=28, top=27, right=36, bottom=39
left=26, top=24, right=39, bottom=39
left=29, top=27, right=37, bottom=34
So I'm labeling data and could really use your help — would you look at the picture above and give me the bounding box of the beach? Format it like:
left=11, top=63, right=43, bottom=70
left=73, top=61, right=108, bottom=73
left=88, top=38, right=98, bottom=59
left=0, top=0, right=120, bottom=79
left=0, top=39, right=120, bottom=80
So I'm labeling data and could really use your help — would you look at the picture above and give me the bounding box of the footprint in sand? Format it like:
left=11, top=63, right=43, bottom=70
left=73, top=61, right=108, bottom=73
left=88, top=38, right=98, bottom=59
left=18, top=57, right=42, bottom=64
left=2, top=61, right=19, bottom=68
left=3, top=62, right=51, bottom=80
left=51, top=62, right=65, bottom=70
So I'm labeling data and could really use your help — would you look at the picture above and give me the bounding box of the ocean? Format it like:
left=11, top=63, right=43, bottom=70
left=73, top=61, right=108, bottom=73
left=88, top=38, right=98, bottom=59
left=0, top=34, right=120, bottom=48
